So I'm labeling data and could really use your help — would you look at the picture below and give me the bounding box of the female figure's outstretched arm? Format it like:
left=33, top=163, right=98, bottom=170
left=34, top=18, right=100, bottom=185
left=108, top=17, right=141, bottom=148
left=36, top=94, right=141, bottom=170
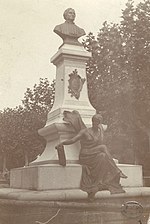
left=56, top=129, right=85, bottom=148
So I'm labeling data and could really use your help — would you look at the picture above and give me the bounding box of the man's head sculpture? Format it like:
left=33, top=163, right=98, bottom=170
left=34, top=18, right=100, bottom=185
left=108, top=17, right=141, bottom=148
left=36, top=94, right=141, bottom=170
left=63, top=8, right=76, bottom=22
left=53, top=8, right=85, bottom=47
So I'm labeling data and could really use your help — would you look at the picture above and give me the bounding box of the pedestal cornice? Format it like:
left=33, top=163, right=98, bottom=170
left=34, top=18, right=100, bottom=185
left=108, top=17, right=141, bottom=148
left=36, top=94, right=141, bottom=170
left=51, top=44, right=91, bottom=65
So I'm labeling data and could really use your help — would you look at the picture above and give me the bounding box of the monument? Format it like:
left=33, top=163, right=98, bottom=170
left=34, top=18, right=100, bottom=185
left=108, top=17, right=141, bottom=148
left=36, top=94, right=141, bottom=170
left=1, top=8, right=149, bottom=224
left=10, top=7, right=142, bottom=192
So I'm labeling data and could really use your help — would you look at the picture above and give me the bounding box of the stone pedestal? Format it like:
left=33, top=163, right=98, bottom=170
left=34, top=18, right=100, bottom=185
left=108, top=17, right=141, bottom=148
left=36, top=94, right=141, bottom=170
left=32, top=44, right=95, bottom=166
left=47, top=44, right=94, bottom=125
left=32, top=123, right=81, bottom=164
left=10, top=164, right=143, bottom=190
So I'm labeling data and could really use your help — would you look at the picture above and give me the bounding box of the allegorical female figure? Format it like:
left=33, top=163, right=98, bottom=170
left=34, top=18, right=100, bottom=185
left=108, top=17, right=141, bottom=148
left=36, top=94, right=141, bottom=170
left=56, top=111, right=127, bottom=201
left=54, top=8, right=86, bottom=46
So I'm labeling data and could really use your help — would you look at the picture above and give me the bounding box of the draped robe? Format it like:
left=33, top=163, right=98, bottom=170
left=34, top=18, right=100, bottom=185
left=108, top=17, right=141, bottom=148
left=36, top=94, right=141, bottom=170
left=63, top=110, right=125, bottom=194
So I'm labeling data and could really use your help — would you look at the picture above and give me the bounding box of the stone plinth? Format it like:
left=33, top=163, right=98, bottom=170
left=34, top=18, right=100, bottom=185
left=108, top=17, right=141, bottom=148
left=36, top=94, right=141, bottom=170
left=10, top=164, right=82, bottom=190
left=10, top=164, right=143, bottom=190
left=118, top=164, right=143, bottom=187
left=47, top=44, right=94, bottom=126
left=32, top=44, right=95, bottom=166
left=32, top=123, right=80, bottom=165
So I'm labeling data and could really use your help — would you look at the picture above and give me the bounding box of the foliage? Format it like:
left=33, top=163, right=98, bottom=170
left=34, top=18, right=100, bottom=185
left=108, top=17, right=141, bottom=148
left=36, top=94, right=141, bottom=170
left=83, top=0, right=150, bottom=167
left=0, top=106, right=43, bottom=169
left=22, top=78, right=55, bottom=114
left=0, top=78, right=55, bottom=170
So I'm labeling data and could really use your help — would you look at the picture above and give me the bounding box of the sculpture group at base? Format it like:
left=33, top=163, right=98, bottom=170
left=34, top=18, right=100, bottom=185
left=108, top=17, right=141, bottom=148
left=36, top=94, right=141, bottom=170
left=56, top=110, right=127, bottom=201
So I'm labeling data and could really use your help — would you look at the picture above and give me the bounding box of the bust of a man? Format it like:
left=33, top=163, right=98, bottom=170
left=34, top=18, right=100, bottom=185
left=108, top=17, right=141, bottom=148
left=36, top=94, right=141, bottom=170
left=54, top=8, right=86, bottom=46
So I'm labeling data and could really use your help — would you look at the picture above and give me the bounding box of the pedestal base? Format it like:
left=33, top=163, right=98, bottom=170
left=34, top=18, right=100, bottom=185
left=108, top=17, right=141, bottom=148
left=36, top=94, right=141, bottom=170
left=10, top=164, right=143, bottom=190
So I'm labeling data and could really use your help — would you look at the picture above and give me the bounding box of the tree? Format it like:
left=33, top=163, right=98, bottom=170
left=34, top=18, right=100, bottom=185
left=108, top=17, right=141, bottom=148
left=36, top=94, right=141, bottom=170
left=0, top=106, right=44, bottom=169
left=83, top=0, right=150, bottom=167
left=0, top=78, right=55, bottom=170
left=20, top=78, right=56, bottom=166
left=120, top=0, right=150, bottom=167
left=22, top=78, right=55, bottom=114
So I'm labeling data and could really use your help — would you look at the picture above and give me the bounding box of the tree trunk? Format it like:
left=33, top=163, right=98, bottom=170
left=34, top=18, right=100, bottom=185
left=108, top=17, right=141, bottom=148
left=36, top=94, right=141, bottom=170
left=24, top=151, right=29, bottom=166
left=2, top=152, right=7, bottom=173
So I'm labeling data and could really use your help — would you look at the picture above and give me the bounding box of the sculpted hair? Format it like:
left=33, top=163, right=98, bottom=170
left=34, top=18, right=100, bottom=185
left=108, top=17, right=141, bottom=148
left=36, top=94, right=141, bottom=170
left=63, top=8, right=75, bottom=20
left=92, top=114, right=103, bottom=123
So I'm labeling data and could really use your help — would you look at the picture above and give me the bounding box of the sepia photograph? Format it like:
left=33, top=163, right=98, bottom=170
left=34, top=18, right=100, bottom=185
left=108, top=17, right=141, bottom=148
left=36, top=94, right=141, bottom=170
left=0, top=0, right=150, bottom=223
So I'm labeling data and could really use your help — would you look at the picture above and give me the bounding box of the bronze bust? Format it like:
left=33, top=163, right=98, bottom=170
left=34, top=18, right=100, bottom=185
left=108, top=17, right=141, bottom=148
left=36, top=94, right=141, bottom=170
left=54, top=8, right=86, bottom=46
